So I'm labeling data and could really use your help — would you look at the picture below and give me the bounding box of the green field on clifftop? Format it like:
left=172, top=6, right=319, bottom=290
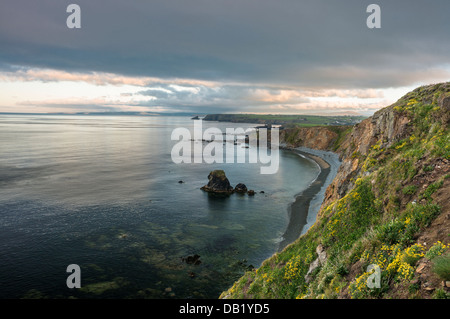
left=203, top=114, right=366, bottom=128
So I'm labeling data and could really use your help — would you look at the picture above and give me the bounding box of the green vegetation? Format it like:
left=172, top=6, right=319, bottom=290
left=431, top=253, right=450, bottom=281
left=210, top=169, right=226, bottom=179
left=221, top=82, right=449, bottom=299
left=203, top=114, right=365, bottom=128
left=433, top=288, right=450, bottom=299
left=402, top=185, right=417, bottom=196
left=425, top=241, right=448, bottom=260
left=329, top=126, right=353, bottom=151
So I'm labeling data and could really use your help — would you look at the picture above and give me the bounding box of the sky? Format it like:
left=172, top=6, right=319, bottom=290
left=0, top=0, right=449, bottom=115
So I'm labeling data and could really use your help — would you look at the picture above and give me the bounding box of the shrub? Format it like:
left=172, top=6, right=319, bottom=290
left=408, top=203, right=440, bottom=229
left=425, top=241, right=448, bottom=260
left=375, top=219, right=404, bottom=245
left=401, top=244, right=424, bottom=266
left=422, top=179, right=444, bottom=201
left=336, top=264, right=349, bottom=276
left=408, top=282, right=420, bottom=294
left=402, top=185, right=417, bottom=195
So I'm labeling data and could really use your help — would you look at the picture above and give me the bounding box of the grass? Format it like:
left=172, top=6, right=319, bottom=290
left=221, top=82, right=450, bottom=299
left=402, top=185, right=418, bottom=196
left=431, top=253, right=450, bottom=281
left=433, top=288, right=450, bottom=299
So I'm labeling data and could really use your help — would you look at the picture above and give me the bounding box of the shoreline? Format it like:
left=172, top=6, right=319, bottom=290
left=278, top=146, right=341, bottom=251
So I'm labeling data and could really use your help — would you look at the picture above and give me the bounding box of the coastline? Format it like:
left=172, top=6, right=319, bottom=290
left=197, top=117, right=342, bottom=254
left=278, top=146, right=341, bottom=251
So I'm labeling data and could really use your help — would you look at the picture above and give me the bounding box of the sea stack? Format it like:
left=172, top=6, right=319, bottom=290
left=200, top=170, right=234, bottom=194
left=234, top=183, right=248, bottom=193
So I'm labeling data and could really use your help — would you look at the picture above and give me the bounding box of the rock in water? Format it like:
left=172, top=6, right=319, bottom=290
left=182, top=254, right=202, bottom=265
left=234, top=183, right=248, bottom=193
left=200, top=170, right=234, bottom=194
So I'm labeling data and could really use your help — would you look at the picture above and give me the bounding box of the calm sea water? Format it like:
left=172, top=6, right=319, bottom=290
left=0, top=115, right=319, bottom=299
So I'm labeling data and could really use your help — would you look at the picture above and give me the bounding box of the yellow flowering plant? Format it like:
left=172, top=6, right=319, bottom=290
left=425, top=241, right=448, bottom=260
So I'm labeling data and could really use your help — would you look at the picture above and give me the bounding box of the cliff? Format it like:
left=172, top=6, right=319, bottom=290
left=221, top=82, right=450, bottom=299
left=203, top=113, right=364, bottom=127
left=280, top=126, right=350, bottom=151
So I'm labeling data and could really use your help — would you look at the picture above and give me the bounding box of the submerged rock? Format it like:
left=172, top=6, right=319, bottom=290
left=200, top=170, right=234, bottom=194
left=247, top=190, right=255, bottom=196
left=182, top=254, right=202, bottom=265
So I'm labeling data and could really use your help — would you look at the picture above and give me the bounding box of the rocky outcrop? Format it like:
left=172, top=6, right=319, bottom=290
left=200, top=171, right=259, bottom=196
left=200, top=170, right=234, bottom=194
left=234, top=183, right=248, bottom=193
left=305, top=244, right=327, bottom=283
left=182, top=254, right=201, bottom=265
left=280, top=126, right=343, bottom=151
left=279, top=83, right=450, bottom=214
left=321, top=83, right=449, bottom=210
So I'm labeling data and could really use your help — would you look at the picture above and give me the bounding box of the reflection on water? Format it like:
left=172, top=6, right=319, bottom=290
left=0, top=115, right=319, bottom=298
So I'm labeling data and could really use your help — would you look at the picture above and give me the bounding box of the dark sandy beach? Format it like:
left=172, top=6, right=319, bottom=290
left=278, top=147, right=341, bottom=251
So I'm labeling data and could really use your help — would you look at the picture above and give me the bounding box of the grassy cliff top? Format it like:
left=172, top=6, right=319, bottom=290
left=203, top=113, right=366, bottom=128
left=221, top=82, right=450, bottom=299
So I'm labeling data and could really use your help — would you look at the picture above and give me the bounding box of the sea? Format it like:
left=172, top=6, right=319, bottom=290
left=0, top=114, right=320, bottom=299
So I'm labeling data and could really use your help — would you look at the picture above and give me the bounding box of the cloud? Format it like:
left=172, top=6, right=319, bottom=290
left=1, top=1, right=450, bottom=86
left=302, top=65, right=450, bottom=88
left=15, top=96, right=169, bottom=113
left=1, top=0, right=449, bottom=114
left=0, top=66, right=222, bottom=88
left=0, top=65, right=407, bottom=115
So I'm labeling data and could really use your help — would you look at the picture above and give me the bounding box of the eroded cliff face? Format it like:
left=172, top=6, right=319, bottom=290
left=280, top=126, right=342, bottom=151
left=279, top=106, right=412, bottom=209
left=321, top=105, right=413, bottom=210
left=281, top=83, right=450, bottom=215
left=222, top=82, right=450, bottom=300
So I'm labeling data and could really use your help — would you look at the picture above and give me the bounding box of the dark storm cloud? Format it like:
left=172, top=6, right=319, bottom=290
left=1, top=0, right=449, bottom=88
